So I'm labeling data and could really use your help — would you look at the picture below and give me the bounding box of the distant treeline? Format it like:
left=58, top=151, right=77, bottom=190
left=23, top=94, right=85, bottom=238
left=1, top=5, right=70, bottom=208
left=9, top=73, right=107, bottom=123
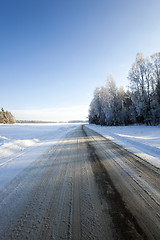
left=0, top=108, right=15, bottom=124
left=16, top=120, right=57, bottom=124
left=68, top=120, right=88, bottom=123
left=16, top=120, right=88, bottom=124
left=89, top=52, right=160, bottom=126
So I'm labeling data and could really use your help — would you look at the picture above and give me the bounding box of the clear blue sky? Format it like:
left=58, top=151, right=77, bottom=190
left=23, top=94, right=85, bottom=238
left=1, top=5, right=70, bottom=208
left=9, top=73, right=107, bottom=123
left=1, top=0, right=160, bottom=121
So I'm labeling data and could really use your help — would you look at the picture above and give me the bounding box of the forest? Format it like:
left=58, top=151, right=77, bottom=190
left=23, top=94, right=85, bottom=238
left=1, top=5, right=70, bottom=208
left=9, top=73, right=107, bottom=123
left=0, top=108, right=15, bottom=124
left=89, top=52, right=160, bottom=126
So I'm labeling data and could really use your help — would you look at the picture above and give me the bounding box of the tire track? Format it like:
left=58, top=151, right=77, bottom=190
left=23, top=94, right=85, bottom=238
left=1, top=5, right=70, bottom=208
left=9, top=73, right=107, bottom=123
left=1, top=125, right=157, bottom=240
left=83, top=125, right=160, bottom=240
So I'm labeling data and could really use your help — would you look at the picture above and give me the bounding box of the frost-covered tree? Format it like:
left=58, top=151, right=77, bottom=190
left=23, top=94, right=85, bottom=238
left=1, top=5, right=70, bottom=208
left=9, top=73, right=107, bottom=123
left=143, top=57, right=153, bottom=124
left=128, top=53, right=149, bottom=124
left=0, top=108, right=15, bottom=124
left=151, top=53, right=160, bottom=102
left=129, top=52, right=160, bottom=125
left=116, top=87, right=128, bottom=125
left=123, top=90, right=136, bottom=124
left=1, top=108, right=8, bottom=124
left=6, top=111, right=15, bottom=124
left=89, top=51, right=160, bottom=126
left=89, top=75, right=130, bottom=126
left=89, top=97, right=99, bottom=125
left=0, top=111, right=3, bottom=123
left=150, top=53, right=160, bottom=124
left=105, top=75, right=117, bottom=125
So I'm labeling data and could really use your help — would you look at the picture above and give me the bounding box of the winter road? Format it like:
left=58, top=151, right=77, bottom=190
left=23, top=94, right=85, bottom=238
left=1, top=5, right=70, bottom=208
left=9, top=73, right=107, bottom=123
left=0, top=125, right=159, bottom=239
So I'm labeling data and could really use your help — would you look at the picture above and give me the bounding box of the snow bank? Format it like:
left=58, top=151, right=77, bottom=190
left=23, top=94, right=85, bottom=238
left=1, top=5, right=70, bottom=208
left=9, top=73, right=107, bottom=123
left=0, top=123, right=79, bottom=190
left=86, top=124, right=160, bottom=168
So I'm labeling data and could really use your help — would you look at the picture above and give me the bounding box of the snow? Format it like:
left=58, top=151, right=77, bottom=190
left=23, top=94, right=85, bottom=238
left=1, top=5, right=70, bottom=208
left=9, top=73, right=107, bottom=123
left=1, top=123, right=159, bottom=194
left=86, top=124, right=160, bottom=168
left=0, top=123, right=80, bottom=190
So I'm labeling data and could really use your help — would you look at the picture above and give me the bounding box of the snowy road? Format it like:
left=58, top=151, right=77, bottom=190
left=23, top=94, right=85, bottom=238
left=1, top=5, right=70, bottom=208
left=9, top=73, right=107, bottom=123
left=0, top=125, right=159, bottom=239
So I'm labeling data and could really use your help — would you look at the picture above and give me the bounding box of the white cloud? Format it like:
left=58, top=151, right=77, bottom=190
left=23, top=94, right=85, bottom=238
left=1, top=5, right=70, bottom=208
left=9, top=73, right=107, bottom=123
left=12, top=105, right=89, bottom=122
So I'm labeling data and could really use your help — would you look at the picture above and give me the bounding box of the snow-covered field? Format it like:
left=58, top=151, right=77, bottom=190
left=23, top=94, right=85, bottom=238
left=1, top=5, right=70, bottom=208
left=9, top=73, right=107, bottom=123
left=0, top=123, right=79, bottom=190
left=86, top=124, right=160, bottom=168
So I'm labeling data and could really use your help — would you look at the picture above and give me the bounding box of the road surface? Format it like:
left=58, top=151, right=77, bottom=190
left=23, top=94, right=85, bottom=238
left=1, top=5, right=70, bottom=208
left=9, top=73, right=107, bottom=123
left=0, top=125, right=159, bottom=239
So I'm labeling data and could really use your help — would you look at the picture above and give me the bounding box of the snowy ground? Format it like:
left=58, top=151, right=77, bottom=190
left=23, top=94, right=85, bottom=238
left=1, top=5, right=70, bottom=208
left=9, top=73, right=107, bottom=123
left=1, top=123, right=159, bottom=191
left=86, top=124, right=160, bottom=168
left=0, top=123, right=79, bottom=190
left=0, top=124, right=159, bottom=239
